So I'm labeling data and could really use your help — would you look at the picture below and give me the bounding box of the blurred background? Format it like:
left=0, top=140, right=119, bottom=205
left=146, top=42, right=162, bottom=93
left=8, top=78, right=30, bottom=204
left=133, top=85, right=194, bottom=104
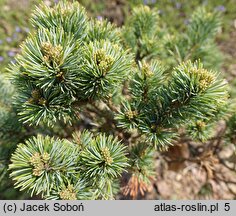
left=0, top=0, right=236, bottom=199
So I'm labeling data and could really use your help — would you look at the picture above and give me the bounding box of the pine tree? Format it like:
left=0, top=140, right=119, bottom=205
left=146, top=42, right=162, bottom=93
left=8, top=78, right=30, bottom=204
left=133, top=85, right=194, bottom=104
left=0, top=1, right=232, bottom=199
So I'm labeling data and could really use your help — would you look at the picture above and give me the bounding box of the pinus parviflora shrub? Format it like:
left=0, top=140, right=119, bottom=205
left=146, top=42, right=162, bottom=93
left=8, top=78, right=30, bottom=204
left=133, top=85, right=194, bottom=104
left=0, top=1, right=232, bottom=199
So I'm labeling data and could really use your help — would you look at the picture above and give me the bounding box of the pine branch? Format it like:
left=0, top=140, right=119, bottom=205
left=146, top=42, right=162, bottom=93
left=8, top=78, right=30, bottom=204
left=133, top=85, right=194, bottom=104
left=31, top=0, right=87, bottom=40
left=117, top=61, right=228, bottom=150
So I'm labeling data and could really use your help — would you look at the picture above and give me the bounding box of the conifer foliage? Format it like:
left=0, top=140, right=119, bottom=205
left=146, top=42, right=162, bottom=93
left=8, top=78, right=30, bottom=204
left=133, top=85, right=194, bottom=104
left=0, top=1, right=231, bottom=199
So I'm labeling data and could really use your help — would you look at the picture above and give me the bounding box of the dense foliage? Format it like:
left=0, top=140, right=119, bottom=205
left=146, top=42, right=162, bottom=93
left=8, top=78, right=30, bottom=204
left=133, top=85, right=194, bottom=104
left=0, top=0, right=236, bottom=200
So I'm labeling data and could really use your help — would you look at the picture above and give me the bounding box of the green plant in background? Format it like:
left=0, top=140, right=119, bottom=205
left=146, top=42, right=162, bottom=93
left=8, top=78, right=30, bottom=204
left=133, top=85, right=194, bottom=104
left=0, top=0, right=41, bottom=70
left=123, top=5, right=223, bottom=69
left=0, top=0, right=236, bottom=200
